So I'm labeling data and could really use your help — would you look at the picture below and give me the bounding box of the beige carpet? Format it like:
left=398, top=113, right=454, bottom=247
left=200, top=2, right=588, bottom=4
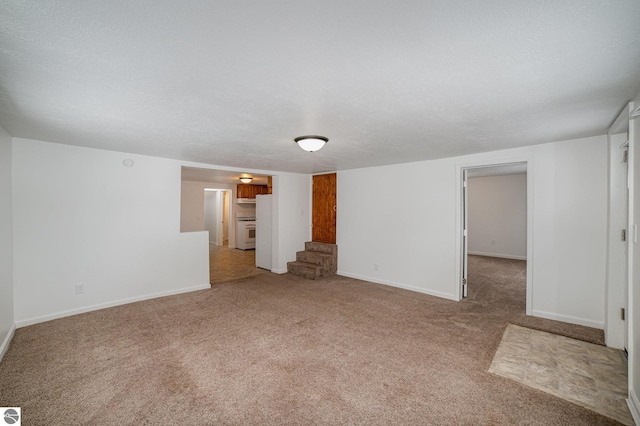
left=0, top=256, right=619, bottom=425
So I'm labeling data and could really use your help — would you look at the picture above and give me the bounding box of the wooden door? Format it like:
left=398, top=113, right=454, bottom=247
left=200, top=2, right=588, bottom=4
left=312, top=173, right=336, bottom=244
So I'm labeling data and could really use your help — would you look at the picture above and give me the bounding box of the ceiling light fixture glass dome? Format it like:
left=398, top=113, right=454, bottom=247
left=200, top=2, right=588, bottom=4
left=294, top=135, right=328, bottom=152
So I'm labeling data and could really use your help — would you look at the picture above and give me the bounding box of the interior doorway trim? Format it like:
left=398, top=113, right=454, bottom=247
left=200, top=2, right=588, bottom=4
left=455, top=156, right=533, bottom=316
left=204, top=188, right=232, bottom=247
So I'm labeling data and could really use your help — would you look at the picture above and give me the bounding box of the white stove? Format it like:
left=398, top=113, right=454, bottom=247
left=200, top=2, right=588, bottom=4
left=236, top=213, right=256, bottom=250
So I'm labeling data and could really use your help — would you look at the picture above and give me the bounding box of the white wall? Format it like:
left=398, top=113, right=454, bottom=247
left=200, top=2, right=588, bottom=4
left=12, top=138, right=211, bottom=326
left=0, top=125, right=14, bottom=361
left=468, top=174, right=527, bottom=260
left=338, top=135, right=608, bottom=328
left=531, top=136, right=607, bottom=327
left=338, top=159, right=458, bottom=300
left=180, top=180, right=208, bottom=232
left=271, top=173, right=311, bottom=273
left=11, top=140, right=312, bottom=325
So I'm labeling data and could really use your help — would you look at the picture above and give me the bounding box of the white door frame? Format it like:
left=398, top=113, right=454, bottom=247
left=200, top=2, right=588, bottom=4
left=627, top=99, right=639, bottom=418
left=605, top=131, right=629, bottom=350
left=220, top=189, right=232, bottom=247
left=455, top=157, right=533, bottom=315
left=204, top=188, right=232, bottom=247
left=214, top=190, right=223, bottom=246
left=462, top=168, right=468, bottom=298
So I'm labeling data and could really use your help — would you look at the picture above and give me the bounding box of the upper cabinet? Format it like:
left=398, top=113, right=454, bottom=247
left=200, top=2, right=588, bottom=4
left=237, top=184, right=269, bottom=199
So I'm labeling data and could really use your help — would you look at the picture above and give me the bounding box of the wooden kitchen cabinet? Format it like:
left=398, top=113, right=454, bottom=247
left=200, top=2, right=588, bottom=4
left=237, top=184, right=269, bottom=199
left=237, top=184, right=251, bottom=198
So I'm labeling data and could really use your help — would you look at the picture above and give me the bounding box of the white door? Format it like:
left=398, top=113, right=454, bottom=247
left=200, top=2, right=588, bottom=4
left=625, top=146, right=630, bottom=352
left=462, top=169, right=469, bottom=298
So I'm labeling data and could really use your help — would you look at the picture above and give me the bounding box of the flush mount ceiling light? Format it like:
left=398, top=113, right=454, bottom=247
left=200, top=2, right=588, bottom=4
left=294, top=135, right=328, bottom=152
left=239, top=177, right=253, bottom=184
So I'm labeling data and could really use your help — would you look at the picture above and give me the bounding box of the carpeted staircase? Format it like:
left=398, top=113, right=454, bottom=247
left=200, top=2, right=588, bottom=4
left=287, top=241, right=338, bottom=279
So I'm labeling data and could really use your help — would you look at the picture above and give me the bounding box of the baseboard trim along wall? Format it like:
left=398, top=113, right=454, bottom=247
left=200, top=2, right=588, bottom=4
left=531, top=309, right=604, bottom=330
left=467, top=251, right=527, bottom=261
left=0, top=323, right=16, bottom=363
left=15, top=284, right=212, bottom=328
left=627, top=389, right=640, bottom=425
left=337, top=271, right=457, bottom=301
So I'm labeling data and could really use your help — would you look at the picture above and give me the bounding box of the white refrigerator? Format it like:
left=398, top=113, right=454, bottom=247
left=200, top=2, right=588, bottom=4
left=255, top=194, right=272, bottom=270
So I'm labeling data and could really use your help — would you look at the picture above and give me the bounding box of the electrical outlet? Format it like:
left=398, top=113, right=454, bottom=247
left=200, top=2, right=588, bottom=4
left=491, top=239, right=496, bottom=245
left=76, top=284, right=85, bottom=294
left=374, top=263, right=379, bottom=271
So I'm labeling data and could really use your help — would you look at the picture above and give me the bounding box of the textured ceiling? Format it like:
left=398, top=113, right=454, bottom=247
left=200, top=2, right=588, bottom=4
left=1, top=1, right=639, bottom=174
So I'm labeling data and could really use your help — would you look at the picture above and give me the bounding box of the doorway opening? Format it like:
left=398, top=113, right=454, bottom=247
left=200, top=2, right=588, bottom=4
left=204, top=188, right=231, bottom=247
left=204, top=188, right=261, bottom=283
left=458, top=161, right=532, bottom=315
left=179, top=166, right=273, bottom=284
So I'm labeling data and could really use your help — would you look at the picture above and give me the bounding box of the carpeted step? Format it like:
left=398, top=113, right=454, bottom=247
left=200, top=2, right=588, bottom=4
left=305, top=241, right=338, bottom=256
left=289, top=242, right=338, bottom=280
left=296, top=250, right=335, bottom=274
left=287, top=261, right=322, bottom=279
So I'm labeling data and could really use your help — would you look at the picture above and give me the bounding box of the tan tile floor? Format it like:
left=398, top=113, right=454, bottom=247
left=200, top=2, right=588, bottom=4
left=209, top=243, right=269, bottom=284
left=489, top=324, right=632, bottom=425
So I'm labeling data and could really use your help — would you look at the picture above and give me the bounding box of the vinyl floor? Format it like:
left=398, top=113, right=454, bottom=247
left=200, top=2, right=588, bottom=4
left=489, top=324, right=632, bottom=425
left=209, top=243, right=268, bottom=284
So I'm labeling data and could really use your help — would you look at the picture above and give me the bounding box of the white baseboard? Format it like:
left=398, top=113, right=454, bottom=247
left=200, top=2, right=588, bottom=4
left=337, top=270, right=457, bottom=301
left=531, top=309, right=604, bottom=330
left=468, top=251, right=527, bottom=261
left=15, top=284, right=211, bottom=328
left=0, top=322, right=16, bottom=363
left=271, top=268, right=287, bottom=274
left=628, top=388, right=640, bottom=425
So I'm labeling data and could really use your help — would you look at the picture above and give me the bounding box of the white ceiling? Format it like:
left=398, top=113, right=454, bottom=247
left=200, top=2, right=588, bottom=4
left=1, top=1, right=639, bottom=175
